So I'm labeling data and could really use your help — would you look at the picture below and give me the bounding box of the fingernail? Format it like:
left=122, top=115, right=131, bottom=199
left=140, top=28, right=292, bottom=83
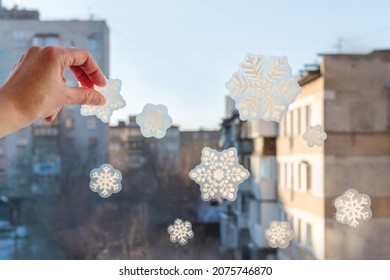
left=98, top=95, right=106, bottom=105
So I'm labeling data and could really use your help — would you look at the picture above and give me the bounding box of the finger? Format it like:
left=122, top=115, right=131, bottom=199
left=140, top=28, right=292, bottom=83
left=66, top=86, right=106, bottom=106
left=59, top=48, right=106, bottom=87
left=69, top=66, right=94, bottom=88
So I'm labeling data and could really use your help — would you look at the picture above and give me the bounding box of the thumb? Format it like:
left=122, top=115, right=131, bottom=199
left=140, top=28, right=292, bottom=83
left=67, top=87, right=106, bottom=106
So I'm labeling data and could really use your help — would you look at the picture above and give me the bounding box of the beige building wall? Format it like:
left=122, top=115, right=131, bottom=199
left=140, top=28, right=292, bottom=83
left=322, top=51, right=390, bottom=259
left=278, top=50, right=390, bottom=260
left=277, top=76, right=326, bottom=260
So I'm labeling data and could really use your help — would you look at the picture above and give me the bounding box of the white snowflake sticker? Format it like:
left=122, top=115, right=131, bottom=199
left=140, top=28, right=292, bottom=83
left=226, top=54, right=302, bottom=122
left=189, top=147, right=250, bottom=201
left=334, top=188, right=372, bottom=228
left=167, top=219, right=194, bottom=245
left=136, top=104, right=173, bottom=139
left=80, top=79, right=126, bottom=123
left=89, top=163, right=122, bottom=198
left=302, top=124, right=327, bottom=147
left=264, top=221, right=294, bottom=249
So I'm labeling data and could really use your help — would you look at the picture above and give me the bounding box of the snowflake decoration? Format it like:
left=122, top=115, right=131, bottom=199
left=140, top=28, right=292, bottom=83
left=80, top=79, right=126, bottom=123
left=89, top=163, right=122, bottom=198
left=136, top=104, right=172, bottom=139
left=334, top=188, right=372, bottom=228
left=189, top=147, right=250, bottom=201
left=226, top=54, right=302, bottom=122
left=264, top=221, right=294, bottom=249
left=302, top=124, right=327, bottom=147
left=167, top=219, right=194, bottom=245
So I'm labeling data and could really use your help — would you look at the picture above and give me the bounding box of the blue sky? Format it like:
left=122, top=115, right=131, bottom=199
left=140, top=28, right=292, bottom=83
left=3, top=0, right=390, bottom=130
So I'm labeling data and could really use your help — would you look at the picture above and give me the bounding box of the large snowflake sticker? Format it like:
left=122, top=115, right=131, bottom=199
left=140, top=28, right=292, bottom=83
left=302, top=124, right=327, bottom=147
left=334, top=188, right=372, bottom=228
left=80, top=79, right=126, bottom=123
left=264, top=221, right=294, bottom=249
left=136, top=104, right=173, bottom=139
left=89, top=163, right=123, bottom=198
left=189, top=147, right=250, bottom=201
left=167, top=219, right=194, bottom=245
left=226, top=54, right=302, bottom=122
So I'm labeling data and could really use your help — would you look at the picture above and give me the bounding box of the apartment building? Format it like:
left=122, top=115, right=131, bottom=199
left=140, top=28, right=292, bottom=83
left=277, top=50, right=390, bottom=259
left=220, top=98, right=279, bottom=259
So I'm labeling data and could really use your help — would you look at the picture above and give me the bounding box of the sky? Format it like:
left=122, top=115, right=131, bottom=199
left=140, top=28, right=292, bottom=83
left=2, top=0, right=390, bottom=130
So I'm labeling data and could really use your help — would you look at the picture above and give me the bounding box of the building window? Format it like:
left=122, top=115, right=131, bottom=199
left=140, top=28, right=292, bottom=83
left=297, top=108, right=301, bottom=134
left=87, top=118, right=96, bottom=130
left=299, top=161, right=312, bottom=192
left=306, top=223, right=313, bottom=250
left=32, top=34, right=60, bottom=47
left=284, top=163, right=288, bottom=188
left=87, top=34, right=98, bottom=51
left=296, top=218, right=301, bottom=244
left=306, top=105, right=311, bottom=127
left=88, top=138, right=98, bottom=150
left=65, top=118, right=74, bottom=129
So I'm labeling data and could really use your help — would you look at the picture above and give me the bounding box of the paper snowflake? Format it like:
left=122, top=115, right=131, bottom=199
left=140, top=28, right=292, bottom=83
left=167, top=219, right=194, bottom=245
left=136, top=104, right=173, bottom=139
left=264, top=221, right=294, bottom=249
left=334, top=188, right=372, bottom=228
left=80, top=79, right=126, bottom=123
left=189, top=147, right=250, bottom=201
left=89, top=163, right=122, bottom=198
left=226, top=54, right=302, bottom=122
left=302, top=125, right=327, bottom=147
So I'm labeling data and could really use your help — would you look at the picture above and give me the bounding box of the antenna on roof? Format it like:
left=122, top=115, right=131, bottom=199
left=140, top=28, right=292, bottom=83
left=334, top=38, right=343, bottom=53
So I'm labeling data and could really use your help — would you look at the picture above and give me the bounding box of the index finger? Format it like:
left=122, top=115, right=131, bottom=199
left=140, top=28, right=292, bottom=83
left=60, top=47, right=106, bottom=87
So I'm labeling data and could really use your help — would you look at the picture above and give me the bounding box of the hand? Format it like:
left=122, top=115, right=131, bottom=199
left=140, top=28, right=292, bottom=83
left=0, top=46, right=107, bottom=138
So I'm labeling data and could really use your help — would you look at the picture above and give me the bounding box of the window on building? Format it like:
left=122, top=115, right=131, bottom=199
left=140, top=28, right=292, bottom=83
left=284, top=163, right=288, bottom=188
left=297, top=108, right=301, bottom=135
left=299, top=161, right=312, bottom=192
left=87, top=34, right=98, bottom=51
left=65, top=118, right=75, bottom=129
left=87, top=118, right=97, bottom=130
left=296, top=218, right=301, bottom=244
left=32, top=34, right=60, bottom=47
left=306, top=223, right=313, bottom=250
left=306, top=105, right=311, bottom=127
left=88, top=137, right=98, bottom=150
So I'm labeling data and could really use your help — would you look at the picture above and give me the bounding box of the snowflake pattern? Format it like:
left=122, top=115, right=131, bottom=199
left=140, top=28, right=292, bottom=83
left=89, top=163, right=123, bottom=198
left=226, top=54, right=302, bottom=122
left=136, top=104, right=173, bottom=139
left=80, top=79, right=126, bottom=123
left=189, top=147, right=250, bottom=201
left=167, top=219, right=194, bottom=245
left=334, top=188, right=372, bottom=228
left=264, top=221, right=294, bottom=249
left=302, top=124, right=327, bottom=147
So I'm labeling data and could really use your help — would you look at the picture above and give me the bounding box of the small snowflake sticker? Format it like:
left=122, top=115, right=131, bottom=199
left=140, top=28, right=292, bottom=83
left=89, top=163, right=122, bottom=198
left=265, top=221, right=294, bottom=249
left=136, top=104, right=173, bottom=139
left=81, top=79, right=126, bottom=123
left=334, top=188, right=372, bottom=228
left=167, top=219, right=194, bottom=245
left=226, top=54, right=302, bottom=122
left=302, top=124, right=327, bottom=147
left=189, top=147, right=250, bottom=201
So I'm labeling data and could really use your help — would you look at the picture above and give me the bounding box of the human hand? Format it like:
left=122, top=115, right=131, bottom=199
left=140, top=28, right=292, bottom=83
left=0, top=46, right=106, bottom=137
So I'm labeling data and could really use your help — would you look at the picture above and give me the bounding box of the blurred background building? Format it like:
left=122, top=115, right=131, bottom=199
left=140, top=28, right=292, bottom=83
left=277, top=50, right=390, bottom=259
left=0, top=3, right=109, bottom=258
left=220, top=50, right=390, bottom=260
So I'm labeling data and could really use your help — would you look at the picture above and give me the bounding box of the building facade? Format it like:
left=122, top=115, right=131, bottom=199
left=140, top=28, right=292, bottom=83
left=277, top=50, right=390, bottom=259
left=219, top=98, right=279, bottom=260
left=0, top=4, right=109, bottom=223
